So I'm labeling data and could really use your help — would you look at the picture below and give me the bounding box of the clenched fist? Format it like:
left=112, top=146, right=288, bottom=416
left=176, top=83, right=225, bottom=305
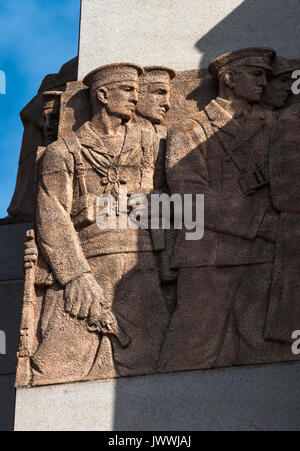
left=65, top=273, right=106, bottom=323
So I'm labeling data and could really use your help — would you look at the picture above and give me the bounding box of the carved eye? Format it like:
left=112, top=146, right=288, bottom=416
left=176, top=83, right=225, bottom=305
left=121, top=85, right=133, bottom=92
left=253, top=70, right=263, bottom=76
left=154, top=89, right=167, bottom=95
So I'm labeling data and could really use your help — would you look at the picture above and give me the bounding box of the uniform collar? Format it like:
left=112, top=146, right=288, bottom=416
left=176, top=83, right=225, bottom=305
left=76, top=121, right=142, bottom=157
left=202, top=97, right=267, bottom=152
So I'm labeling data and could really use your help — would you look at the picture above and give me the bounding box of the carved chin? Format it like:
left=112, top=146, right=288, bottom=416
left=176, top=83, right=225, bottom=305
left=146, top=112, right=164, bottom=124
left=122, top=109, right=135, bottom=119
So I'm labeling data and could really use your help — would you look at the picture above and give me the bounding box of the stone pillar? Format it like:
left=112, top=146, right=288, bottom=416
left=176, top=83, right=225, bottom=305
left=78, top=0, right=300, bottom=79
left=14, top=363, right=300, bottom=431
left=10, top=0, right=300, bottom=431
left=0, top=222, right=32, bottom=431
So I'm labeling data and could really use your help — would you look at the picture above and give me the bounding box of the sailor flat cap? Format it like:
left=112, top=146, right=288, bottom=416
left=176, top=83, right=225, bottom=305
left=140, top=66, right=176, bottom=85
left=83, top=63, right=143, bottom=93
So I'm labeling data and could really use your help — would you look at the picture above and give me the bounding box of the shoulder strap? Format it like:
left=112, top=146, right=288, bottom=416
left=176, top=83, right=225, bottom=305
left=193, top=110, right=245, bottom=175
left=62, top=135, right=88, bottom=196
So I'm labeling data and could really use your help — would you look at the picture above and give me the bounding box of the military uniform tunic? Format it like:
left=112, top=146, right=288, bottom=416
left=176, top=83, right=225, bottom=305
left=32, top=121, right=169, bottom=385
left=160, top=97, right=290, bottom=372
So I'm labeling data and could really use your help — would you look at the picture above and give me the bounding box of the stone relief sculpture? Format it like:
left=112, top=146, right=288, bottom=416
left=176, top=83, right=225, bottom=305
left=17, top=63, right=175, bottom=386
left=14, top=48, right=300, bottom=388
left=265, top=102, right=300, bottom=343
left=262, top=56, right=294, bottom=114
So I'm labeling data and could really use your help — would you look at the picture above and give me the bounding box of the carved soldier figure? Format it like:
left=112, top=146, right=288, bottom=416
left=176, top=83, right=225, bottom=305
left=132, top=66, right=175, bottom=192
left=7, top=58, right=77, bottom=221
left=262, top=56, right=293, bottom=114
left=264, top=102, right=300, bottom=344
left=42, top=91, right=62, bottom=146
left=133, top=66, right=178, bottom=287
left=31, top=63, right=169, bottom=385
left=8, top=90, right=63, bottom=224
left=160, top=48, right=289, bottom=373
left=134, top=66, right=174, bottom=129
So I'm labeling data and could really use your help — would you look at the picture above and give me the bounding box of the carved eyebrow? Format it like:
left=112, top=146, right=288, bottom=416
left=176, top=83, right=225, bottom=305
left=119, top=84, right=134, bottom=90
left=150, top=87, right=168, bottom=94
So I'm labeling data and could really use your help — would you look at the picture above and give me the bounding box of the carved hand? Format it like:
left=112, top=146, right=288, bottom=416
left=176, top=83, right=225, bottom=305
left=24, top=241, right=38, bottom=269
left=64, top=273, right=105, bottom=322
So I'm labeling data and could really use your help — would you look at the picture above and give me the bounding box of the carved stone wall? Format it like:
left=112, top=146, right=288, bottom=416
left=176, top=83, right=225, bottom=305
left=8, top=48, right=300, bottom=389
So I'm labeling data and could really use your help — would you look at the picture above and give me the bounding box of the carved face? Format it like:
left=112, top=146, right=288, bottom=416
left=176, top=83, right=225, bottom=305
left=263, top=72, right=292, bottom=109
left=136, top=82, right=171, bottom=124
left=230, top=66, right=268, bottom=103
left=100, top=81, right=139, bottom=121
left=43, top=110, right=59, bottom=146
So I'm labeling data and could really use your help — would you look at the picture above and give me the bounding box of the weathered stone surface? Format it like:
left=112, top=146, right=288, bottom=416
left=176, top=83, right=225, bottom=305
left=0, top=223, right=32, bottom=281
left=0, top=281, right=24, bottom=375
left=159, top=48, right=297, bottom=373
left=15, top=363, right=300, bottom=431
left=18, top=63, right=175, bottom=387
left=0, top=375, right=16, bottom=432
left=2, top=0, right=300, bottom=433
left=78, top=0, right=300, bottom=78
left=14, top=48, right=300, bottom=388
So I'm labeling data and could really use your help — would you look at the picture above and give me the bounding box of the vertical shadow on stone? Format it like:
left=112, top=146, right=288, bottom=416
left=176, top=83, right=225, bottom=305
left=109, top=52, right=300, bottom=429
left=0, top=223, right=29, bottom=430
left=0, top=375, right=16, bottom=431
left=112, top=364, right=300, bottom=431
left=195, top=0, right=300, bottom=68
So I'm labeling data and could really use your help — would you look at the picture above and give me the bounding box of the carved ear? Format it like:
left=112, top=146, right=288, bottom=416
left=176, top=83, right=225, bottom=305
left=96, top=87, right=109, bottom=104
left=224, top=71, right=235, bottom=88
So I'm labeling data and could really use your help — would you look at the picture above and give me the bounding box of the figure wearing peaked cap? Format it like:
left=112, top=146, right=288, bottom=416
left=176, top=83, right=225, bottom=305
left=264, top=96, right=300, bottom=345
left=160, top=47, right=294, bottom=373
left=31, top=63, right=169, bottom=385
left=208, top=47, right=275, bottom=77
left=6, top=58, right=77, bottom=221
left=7, top=90, right=63, bottom=223
left=42, top=91, right=63, bottom=146
left=262, top=56, right=294, bottom=112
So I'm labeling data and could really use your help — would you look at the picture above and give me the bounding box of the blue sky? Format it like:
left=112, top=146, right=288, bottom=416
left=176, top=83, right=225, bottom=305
left=0, top=0, right=80, bottom=218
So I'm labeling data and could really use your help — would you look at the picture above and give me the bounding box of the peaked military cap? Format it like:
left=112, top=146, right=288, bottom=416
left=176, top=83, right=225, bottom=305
left=43, top=91, right=63, bottom=112
left=272, top=56, right=294, bottom=77
left=209, top=47, right=276, bottom=77
left=140, top=66, right=176, bottom=86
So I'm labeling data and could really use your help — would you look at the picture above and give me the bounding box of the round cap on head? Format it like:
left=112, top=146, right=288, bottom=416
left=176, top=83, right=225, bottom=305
left=83, top=63, right=144, bottom=93
left=208, top=47, right=276, bottom=77
left=272, top=56, right=294, bottom=77
left=43, top=91, right=63, bottom=112
left=140, top=66, right=176, bottom=85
